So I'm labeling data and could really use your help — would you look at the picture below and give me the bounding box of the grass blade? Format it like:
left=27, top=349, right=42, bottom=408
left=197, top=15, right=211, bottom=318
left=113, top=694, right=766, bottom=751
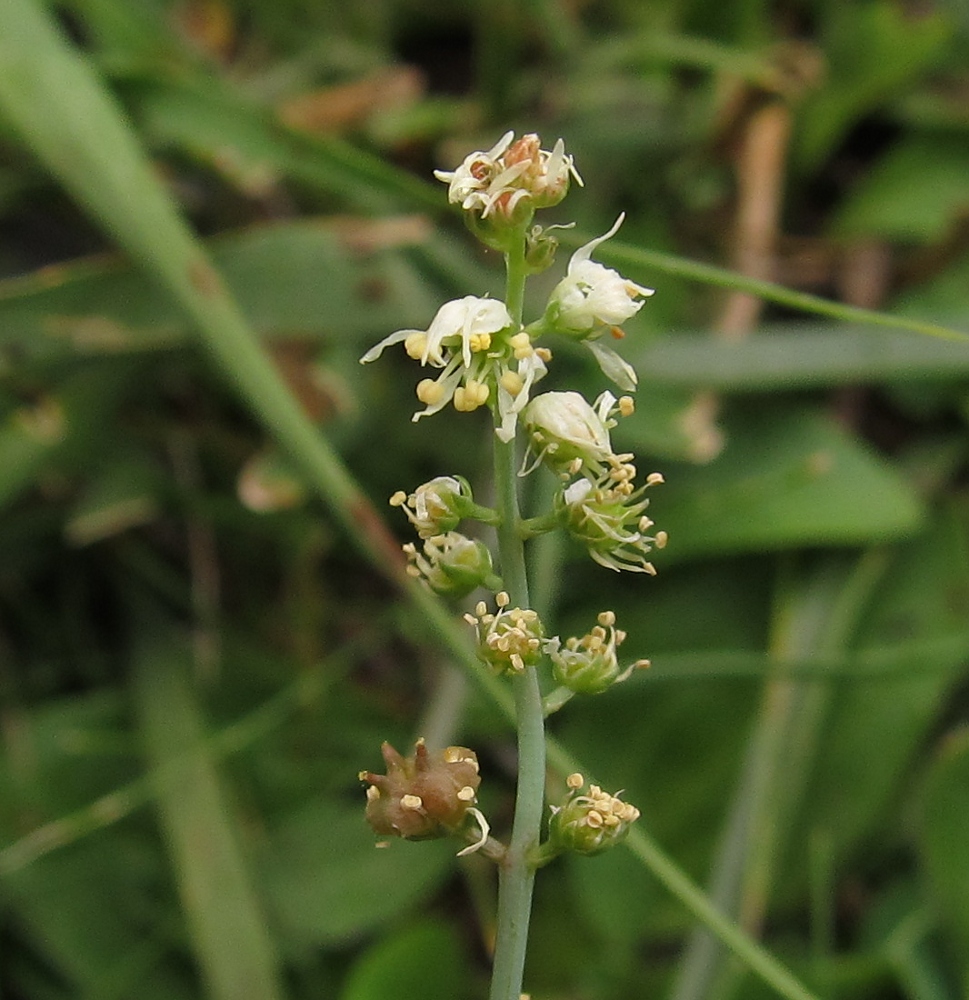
left=131, top=610, right=285, bottom=1000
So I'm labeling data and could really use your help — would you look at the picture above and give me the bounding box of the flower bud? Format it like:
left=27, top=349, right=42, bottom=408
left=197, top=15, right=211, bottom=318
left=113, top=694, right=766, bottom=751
left=548, top=610, right=648, bottom=694
left=524, top=224, right=560, bottom=274
left=403, top=532, right=498, bottom=597
left=390, top=476, right=472, bottom=539
left=464, top=592, right=546, bottom=675
left=360, top=740, right=481, bottom=841
left=547, top=774, right=640, bottom=856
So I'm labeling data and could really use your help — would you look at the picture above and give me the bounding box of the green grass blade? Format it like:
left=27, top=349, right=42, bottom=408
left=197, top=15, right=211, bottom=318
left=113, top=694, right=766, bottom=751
left=131, top=611, right=285, bottom=1000
left=586, top=235, right=969, bottom=344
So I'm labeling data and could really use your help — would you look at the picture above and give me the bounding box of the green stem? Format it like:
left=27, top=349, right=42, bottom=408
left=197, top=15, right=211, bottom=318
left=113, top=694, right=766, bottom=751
left=488, top=224, right=547, bottom=1000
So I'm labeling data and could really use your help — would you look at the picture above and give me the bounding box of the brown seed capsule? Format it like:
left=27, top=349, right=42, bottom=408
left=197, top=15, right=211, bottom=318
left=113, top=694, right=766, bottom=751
left=360, top=739, right=481, bottom=841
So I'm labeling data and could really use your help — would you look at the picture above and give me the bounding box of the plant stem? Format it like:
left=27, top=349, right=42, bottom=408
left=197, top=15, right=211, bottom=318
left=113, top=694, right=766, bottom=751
left=488, top=224, right=547, bottom=1000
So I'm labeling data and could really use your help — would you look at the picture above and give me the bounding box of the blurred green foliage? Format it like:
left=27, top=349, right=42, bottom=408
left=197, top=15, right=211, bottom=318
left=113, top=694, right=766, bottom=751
left=0, top=1, right=968, bottom=999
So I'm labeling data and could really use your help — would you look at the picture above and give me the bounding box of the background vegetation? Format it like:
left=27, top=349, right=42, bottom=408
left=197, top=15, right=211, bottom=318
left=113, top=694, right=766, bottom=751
left=1, top=0, right=969, bottom=998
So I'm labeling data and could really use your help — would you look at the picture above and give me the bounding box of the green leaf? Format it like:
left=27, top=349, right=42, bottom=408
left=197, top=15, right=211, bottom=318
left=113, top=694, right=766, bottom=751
left=833, top=134, right=969, bottom=243
left=131, top=613, right=286, bottom=1000
left=920, top=728, right=969, bottom=989
left=805, top=501, right=969, bottom=858
left=258, top=797, right=454, bottom=948
left=654, top=406, right=924, bottom=559
left=0, top=218, right=441, bottom=368
left=0, top=838, right=191, bottom=1000
left=339, top=920, right=469, bottom=1000
left=634, top=326, right=969, bottom=393
left=795, top=1, right=951, bottom=169
left=0, top=360, right=140, bottom=511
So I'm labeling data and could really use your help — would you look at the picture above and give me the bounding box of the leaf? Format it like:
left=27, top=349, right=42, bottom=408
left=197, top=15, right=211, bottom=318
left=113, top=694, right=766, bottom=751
left=0, top=837, right=192, bottom=1000
left=920, top=728, right=969, bottom=990
left=258, top=797, right=454, bottom=948
left=804, top=500, right=969, bottom=858
left=0, top=217, right=442, bottom=368
left=339, top=920, right=468, bottom=1000
left=633, top=326, right=969, bottom=393
left=131, top=612, right=286, bottom=1000
left=795, top=1, right=951, bottom=169
left=832, top=133, right=969, bottom=244
left=654, top=405, right=924, bottom=559
left=0, top=359, right=141, bottom=512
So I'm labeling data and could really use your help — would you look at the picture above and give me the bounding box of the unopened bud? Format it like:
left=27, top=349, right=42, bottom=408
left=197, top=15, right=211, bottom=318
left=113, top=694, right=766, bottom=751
left=404, top=532, right=498, bottom=597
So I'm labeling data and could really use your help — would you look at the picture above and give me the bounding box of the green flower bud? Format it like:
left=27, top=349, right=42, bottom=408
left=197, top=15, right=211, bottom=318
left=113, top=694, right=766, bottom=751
left=360, top=740, right=482, bottom=842
left=548, top=611, right=649, bottom=694
left=464, top=592, right=546, bottom=675
left=403, top=532, right=498, bottom=597
left=524, top=224, right=560, bottom=274
left=547, top=773, right=640, bottom=856
left=390, top=476, right=469, bottom=539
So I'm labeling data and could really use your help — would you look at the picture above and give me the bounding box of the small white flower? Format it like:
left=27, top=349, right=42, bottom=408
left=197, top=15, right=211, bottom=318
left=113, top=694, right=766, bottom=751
left=434, top=131, right=517, bottom=215
left=549, top=214, right=654, bottom=334
left=495, top=350, right=548, bottom=443
left=559, top=464, right=667, bottom=574
left=361, top=296, right=511, bottom=369
left=521, top=390, right=615, bottom=476
left=360, top=296, right=513, bottom=423
left=542, top=215, right=653, bottom=391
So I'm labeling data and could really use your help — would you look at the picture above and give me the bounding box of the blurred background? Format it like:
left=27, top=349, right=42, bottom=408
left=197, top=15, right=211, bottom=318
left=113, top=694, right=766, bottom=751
left=1, top=1, right=969, bottom=998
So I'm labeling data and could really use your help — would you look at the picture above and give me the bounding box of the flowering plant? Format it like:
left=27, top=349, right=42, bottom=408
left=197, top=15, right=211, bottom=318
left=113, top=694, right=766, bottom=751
left=358, top=132, right=663, bottom=1000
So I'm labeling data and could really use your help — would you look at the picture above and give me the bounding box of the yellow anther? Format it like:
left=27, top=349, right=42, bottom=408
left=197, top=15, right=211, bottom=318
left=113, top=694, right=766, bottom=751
left=457, top=786, right=476, bottom=801
left=389, top=491, right=407, bottom=507
left=499, top=370, right=525, bottom=396
left=509, top=332, right=534, bottom=359
left=597, top=610, right=616, bottom=628
left=647, top=472, right=665, bottom=486
left=468, top=332, right=492, bottom=352
left=404, top=332, right=427, bottom=359
left=416, top=378, right=445, bottom=405
left=655, top=531, right=668, bottom=549
left=535, top=347, right=553, bottom=362
left=566, top=772, right=584, bottom=789
left=618, top=396, right=635, bottom=417
left=496, top=591, right=510, bottom=608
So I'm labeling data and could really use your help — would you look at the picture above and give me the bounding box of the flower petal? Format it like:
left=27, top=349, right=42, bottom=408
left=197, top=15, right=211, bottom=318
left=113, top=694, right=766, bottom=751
left=586, top=340, right=638, bottom=391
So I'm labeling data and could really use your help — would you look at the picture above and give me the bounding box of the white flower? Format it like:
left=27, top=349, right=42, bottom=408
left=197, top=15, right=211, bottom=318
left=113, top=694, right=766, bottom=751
left=361, top=296, right=511, bottom=369
left=495, top=349, right=548, bottom=443
left=360, top=296, right=514, bottom=423
left=521, top=390, right=617, bottom=476
left=549, top=214, right=653, bottom=333
left=543, top=214, right=654, bottom=391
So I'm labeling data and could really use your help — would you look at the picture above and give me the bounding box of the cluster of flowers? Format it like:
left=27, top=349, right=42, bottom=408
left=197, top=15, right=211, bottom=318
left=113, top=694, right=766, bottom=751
left=360, top=132, right=659, bottom=860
